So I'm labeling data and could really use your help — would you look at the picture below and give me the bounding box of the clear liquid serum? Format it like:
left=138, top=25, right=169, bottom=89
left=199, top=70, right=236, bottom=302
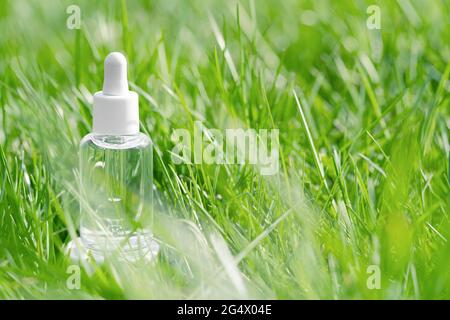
left=79, top=52, right=157, bottom=262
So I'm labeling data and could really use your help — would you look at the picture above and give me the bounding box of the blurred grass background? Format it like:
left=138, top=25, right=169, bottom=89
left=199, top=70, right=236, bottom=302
left=0, top=0, right=449, bottom=299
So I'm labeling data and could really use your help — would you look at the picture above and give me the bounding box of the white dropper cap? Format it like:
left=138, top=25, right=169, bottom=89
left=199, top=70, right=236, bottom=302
left=92, top=52, right=139, bottom=135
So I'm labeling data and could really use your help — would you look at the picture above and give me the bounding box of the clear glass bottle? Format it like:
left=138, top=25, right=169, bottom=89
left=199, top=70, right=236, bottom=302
left=79, top=133, right=155, bottom=261
left=78, top=52, right=158, bottom=262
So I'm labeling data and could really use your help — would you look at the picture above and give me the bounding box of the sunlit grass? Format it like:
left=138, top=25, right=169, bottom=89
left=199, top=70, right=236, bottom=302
left=0, top=0, right=449, bottom=299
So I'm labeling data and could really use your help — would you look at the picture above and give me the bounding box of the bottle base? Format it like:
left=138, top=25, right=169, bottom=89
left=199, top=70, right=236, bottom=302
left=67, top=230, right=160, bottom=264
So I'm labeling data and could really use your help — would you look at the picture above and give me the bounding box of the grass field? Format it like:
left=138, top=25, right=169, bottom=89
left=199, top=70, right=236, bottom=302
left=0, top=0, right=449, bottom=299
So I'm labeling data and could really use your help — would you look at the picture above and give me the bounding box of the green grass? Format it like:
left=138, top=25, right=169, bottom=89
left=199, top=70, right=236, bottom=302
left=0, top=0, right=449, bottom=299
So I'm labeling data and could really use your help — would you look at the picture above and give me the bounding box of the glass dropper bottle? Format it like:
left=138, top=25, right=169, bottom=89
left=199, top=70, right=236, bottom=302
left=79, top=52, right=158, bottom=262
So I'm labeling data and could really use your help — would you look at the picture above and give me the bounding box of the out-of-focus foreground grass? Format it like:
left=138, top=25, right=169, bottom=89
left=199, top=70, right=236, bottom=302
left=0, top=0, right=449, bottom=299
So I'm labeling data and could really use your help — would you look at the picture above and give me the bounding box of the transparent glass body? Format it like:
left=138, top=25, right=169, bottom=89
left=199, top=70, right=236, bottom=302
left=79, top=133, right=155, bottom=261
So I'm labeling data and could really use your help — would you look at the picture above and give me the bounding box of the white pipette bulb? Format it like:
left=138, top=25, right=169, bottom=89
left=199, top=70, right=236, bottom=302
left=102, top=52, right=129, bottom=96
